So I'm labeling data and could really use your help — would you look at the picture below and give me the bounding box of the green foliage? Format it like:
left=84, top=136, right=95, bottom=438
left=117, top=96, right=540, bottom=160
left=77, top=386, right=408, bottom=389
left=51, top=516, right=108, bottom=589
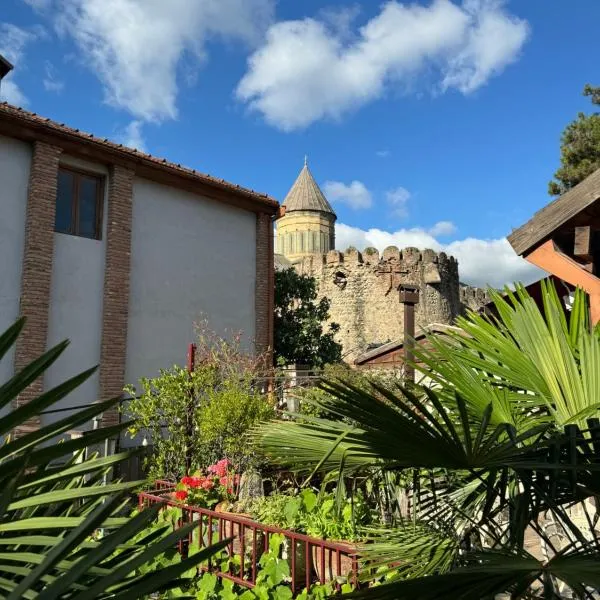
left=274, top=269, right=342, bottom=368
left=415, top=281, right=600, bottom=429
left=249, top=489, right=370, bottom=542
left=292, top=364, right=402, bottom=419
left=126, top=322, right=275, bottom=480
left=254, top=282, right=600, bottom=597
left=136, top=527, right=354, bottom=599
left=549, top=84, right=600, bottom=195
left=0, top=318, right=224, bottom=598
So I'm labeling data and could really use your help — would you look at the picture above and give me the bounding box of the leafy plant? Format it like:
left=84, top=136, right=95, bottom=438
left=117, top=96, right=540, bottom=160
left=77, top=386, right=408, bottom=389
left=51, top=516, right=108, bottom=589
left=0, top=318, right=225, bottom=598
left=253, top=282, right=600, bottom=598
left=185, top=534, right=353, bottom=600
left=126, top=321, right=275, bottom=480
left=250, top=490, right=370, bottom=542
left=549, top=84, right=600, bottom=195
left=274, top=268, right=342, bottom=368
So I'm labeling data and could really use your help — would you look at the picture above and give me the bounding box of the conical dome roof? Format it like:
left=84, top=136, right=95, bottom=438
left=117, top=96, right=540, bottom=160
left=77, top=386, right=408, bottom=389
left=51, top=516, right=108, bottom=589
left=282, top=160, right=336, bottom=216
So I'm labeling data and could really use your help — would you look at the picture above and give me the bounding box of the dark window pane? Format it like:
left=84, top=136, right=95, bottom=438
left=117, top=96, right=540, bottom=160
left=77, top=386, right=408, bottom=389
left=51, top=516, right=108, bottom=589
left=78, top=176, right=99, bottom=238
left=55, top=170, right=74, bottom=233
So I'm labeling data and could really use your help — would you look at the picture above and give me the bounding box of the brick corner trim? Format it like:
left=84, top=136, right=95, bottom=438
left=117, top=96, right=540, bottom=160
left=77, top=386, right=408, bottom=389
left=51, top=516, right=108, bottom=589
left=255, top=212, right=274, bottom=366
left=99, top=165, right=135, bottom=427
left=13, top=141, right=63, bottom=431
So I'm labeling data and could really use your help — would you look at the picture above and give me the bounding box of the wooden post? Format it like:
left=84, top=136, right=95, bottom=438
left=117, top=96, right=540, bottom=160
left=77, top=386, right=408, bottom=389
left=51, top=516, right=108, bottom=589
left=399, top=285, right=419, bottom=383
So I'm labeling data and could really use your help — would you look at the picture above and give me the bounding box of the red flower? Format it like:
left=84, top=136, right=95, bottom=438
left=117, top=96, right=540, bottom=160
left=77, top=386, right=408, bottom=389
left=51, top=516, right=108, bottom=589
left=175, top=490, right=188, bottom=501
left=227, top=487, right=233, bottom=495
left=219, top=476, right=229, bottom=487
left=202, top=479, right=215, bottom=490
left=181, top=476, right=193, bottom=486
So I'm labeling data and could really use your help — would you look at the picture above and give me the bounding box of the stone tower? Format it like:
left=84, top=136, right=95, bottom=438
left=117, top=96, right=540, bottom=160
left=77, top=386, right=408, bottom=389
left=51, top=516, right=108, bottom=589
left=297, top=247, right=462, bottom=361
left=276, top=159, right=336, bottom=262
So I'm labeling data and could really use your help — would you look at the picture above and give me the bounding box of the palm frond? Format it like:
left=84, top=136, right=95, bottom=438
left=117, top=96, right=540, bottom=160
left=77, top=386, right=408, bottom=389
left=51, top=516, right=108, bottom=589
left=0, top=318, right=224, bottom=598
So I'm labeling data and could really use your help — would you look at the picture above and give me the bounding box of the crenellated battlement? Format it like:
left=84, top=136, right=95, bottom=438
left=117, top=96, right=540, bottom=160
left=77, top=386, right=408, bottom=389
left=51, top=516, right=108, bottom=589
left=459, top=285, right=492, bottom=313
left=294, top=245, right=462, bottom=362
left=302, top=246, right=458, bottom=269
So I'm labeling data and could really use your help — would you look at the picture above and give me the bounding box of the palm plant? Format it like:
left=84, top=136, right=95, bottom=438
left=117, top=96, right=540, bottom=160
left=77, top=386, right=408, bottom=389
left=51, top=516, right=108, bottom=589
left=254, top=281, right=600, bottom=599
left=0, top=318, right=225, bottom=599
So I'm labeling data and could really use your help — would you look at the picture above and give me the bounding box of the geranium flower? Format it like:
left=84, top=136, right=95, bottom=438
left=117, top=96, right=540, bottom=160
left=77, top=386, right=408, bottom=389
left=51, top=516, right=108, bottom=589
left=202, top=479, right=215, bottom=490
left=214, top=459, right=229, bottom=477
left=175, top=490, right=188, bottom=501
left=219, top=476, right=229, bottom=487
left=188, top=477, right=202, bottom=488
left=181, top=476, right=193, bottom=486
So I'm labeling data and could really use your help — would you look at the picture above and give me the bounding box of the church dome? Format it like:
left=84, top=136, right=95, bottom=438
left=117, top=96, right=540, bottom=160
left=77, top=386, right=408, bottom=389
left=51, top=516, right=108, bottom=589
left=282, top=159, right=336, bottom=217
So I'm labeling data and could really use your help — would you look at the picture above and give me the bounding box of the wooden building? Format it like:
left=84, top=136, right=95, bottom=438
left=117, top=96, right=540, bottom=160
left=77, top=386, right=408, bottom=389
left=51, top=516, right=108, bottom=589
left=354, top=323, right=464, bottom=371
left=508, top=168, right=600, bottom=323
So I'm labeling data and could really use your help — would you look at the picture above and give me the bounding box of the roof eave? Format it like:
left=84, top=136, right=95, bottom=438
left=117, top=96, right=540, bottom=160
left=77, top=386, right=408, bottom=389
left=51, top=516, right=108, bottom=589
left=0, top=103, right=279, bottom=216
left=508, top=168, right=600, bottom=257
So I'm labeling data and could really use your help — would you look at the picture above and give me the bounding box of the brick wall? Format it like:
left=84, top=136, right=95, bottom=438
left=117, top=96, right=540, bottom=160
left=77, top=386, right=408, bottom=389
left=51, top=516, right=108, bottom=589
left=13, top=141, right=62, bottom=432
left=255, top=212, right=273, bottom=362
left=99, top=165, right=134, bottom=427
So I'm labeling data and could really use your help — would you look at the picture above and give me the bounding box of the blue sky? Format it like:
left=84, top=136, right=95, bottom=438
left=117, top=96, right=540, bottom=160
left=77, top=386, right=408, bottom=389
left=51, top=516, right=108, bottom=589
left=1, top=0, right=599, bottom=287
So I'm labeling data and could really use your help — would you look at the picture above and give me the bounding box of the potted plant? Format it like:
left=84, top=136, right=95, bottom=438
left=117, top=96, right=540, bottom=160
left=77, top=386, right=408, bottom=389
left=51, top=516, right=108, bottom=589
left=249, top=492, right=310, bottom=586
left=303, top=493, right=364, bottom=583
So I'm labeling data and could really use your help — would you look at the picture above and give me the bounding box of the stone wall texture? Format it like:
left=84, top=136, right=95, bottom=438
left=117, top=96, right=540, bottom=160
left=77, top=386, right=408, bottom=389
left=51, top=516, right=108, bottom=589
left=460, top=285, right=492, bottom=314
left=296, top=246, right=464, bottom=361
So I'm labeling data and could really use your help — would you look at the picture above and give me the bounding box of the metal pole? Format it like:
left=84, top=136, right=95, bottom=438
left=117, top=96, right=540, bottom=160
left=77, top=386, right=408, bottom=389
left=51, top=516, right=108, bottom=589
left=399, top=285, right=419, bottom=383
left=185, top=343, right=196, bottom=477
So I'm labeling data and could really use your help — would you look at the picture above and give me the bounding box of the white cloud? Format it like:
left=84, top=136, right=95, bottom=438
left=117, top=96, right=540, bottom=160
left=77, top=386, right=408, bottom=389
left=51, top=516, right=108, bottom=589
left=323, top=180, right=373, bottom=210
left=43, top=60, right=64, bottom=93
left=237, top=0, right=529, bottom=130
left=119, top=120, right=146, bottom=151
left=54, top=0, right=275, bottom=122
left=0, top=23, right=39, bottom=105
left=335, top=222, right=542, bottom=288
left=386, top=186, right=411, bottom=218
left=429, top=220, right=457, bottom=236
left=0, top=79, right=27, bottom=105
left=376, top=149, right=391, bottom=158
left=441, top=0, right=530, bottom=93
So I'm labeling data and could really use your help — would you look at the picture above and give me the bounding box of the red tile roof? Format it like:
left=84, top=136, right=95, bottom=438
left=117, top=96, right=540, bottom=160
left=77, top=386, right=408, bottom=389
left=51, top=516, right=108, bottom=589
left=0, top=102, right=278, bottom=213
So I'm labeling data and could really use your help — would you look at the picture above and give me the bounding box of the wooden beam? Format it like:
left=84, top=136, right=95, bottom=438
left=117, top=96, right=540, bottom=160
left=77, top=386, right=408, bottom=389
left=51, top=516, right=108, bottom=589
left=526, top=239, right=600, bottom=324
left=574, top=226, right=592, bottom=260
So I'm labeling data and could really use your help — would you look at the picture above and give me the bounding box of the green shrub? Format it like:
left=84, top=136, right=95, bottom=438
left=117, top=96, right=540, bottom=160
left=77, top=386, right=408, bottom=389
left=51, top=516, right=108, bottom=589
left=125, top=321, right=275, bottom=481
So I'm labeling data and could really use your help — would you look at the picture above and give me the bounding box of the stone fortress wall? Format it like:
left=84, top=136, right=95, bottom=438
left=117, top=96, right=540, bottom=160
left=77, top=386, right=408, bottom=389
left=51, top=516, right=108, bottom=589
left=459, top=286, right=492, bottom=313
left=296, top=245, right=471, bottom=361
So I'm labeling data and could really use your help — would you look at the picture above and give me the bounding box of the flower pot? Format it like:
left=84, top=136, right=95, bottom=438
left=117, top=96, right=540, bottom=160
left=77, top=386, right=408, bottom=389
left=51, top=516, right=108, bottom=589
left=311, top=546, right=354, bottom=583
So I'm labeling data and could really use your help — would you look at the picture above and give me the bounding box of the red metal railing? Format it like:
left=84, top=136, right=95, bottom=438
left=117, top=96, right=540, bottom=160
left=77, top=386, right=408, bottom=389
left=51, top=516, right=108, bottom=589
left=138, top=484, right=359, bottom=594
